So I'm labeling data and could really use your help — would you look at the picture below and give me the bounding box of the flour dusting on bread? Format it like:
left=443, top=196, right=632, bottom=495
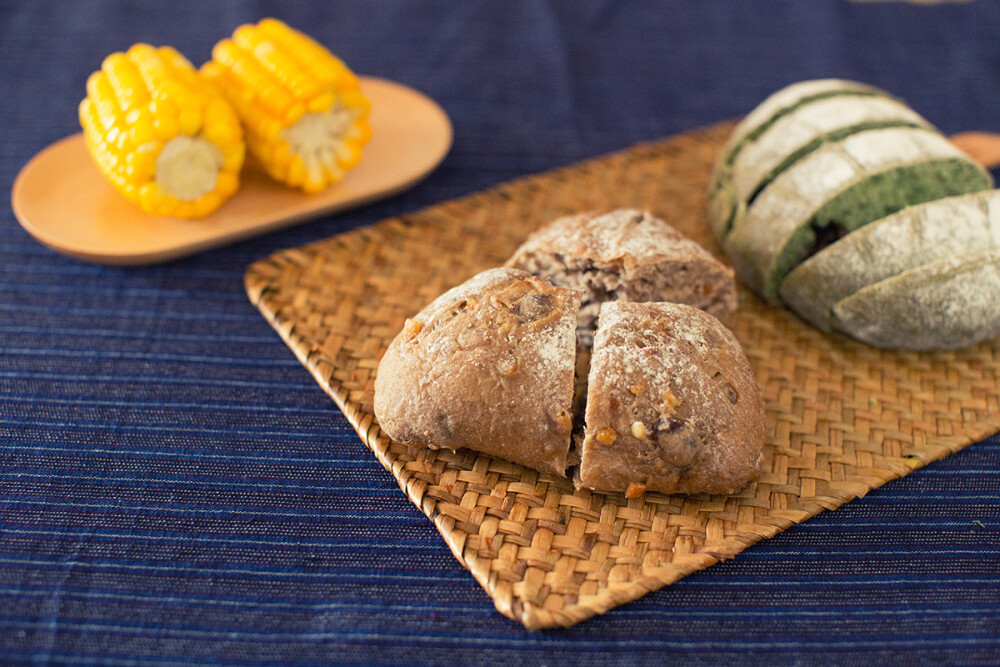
left=374, top=267, right=581, bottom=476
left=507, top=209, right=737, bottom=344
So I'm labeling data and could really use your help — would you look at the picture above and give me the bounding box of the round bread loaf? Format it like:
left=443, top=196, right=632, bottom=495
left=578, top=301, right=765, bottom=496
left=713, top=78, right=1000, bottom=350
left=373, top=267, right=581, bottom=476
left=505, top=209, right=737, bottom=344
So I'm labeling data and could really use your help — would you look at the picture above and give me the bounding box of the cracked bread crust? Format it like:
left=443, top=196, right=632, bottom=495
left=373, top=268, right=581, bottom=476
left=579, top=301, right=765, bottom=496
left=505, top=209, right=737, bottom=345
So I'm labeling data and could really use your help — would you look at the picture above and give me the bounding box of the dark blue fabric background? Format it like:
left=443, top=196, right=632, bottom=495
left=2, top=1, right=999, bottom=664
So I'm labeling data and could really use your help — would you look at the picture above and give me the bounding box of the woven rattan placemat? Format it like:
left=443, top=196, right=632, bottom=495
left=245, top=121, right=1000, bottom=630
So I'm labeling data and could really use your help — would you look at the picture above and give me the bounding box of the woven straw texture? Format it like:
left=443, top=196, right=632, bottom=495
left=245, top=121, right=1000, bottom=630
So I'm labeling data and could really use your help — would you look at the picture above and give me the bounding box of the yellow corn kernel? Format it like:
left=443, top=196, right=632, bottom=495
left=179, top=107, right=202, bottom=137
left=124, top=146, right=157, bottom=183
left=192, top=192, right=222, bottom=218
left=285, top=154, right=306, bottom=188
left=102, top=52, right=148, bottom=111
left=79, top=44, right=244, bottom=218
left=222, top=143, right=245, bottom=173
left=340, top=141, right=364, bottom=168
left=215, top=171, right=239, bottom=198
left=173, top=200, right=195, bottom=219
left=256, top=17, right=347, bottom=82
left=128, top=109, right=158, bottom=147
left=268, top=141, right=292, bottom=172
left=203, top=18, right=371, bottom=193
left=308, top=91, right=335, bottom=113
left=233, top=25, right=320, bottom=100
left=211, top=40, right=293, bottom=119
left=88, top=72, right=122, bottom=130
left=151, top=111, right=180, bottom=141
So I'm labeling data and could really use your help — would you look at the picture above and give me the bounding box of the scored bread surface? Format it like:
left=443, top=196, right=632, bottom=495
left=373, top=267, right=580, bottom=476
left=579, top=301, right=765, bottom=496
left=711, top=95, right=933, bottom=239
left=506, top=209, right=737, bottom=343
left=708, top=79, right=891, bottom=238
left=830, top=248, right=1000, bottom=350
left=715, top=78, right=888, bottom=170
left=724, top=126, right=992, bottom=303
left=781, top=190, right=1000, bottom=331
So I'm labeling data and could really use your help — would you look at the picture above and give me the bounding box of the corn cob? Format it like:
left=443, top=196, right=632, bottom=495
left=202, top=18, right=371, bottom=194
left=79, top=44, right=245, bottom=219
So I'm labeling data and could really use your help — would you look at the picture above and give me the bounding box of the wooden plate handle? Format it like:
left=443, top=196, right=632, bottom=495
left=951, top=132, right=1000, bottom=170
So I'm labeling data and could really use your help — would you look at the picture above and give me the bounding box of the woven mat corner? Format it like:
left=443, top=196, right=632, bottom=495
left=245, top=121, right=1000, bottom=630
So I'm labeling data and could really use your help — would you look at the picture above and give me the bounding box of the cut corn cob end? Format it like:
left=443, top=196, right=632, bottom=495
left=202, top=18, right=371, bottom=194
left=79, top=43, right=245, bottom=219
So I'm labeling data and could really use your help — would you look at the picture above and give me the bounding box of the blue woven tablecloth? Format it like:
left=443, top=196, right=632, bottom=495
left=2, top=1, right=999, bottom=664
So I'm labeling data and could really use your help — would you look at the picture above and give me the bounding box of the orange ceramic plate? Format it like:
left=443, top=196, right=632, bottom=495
left=11, top=77, right=453, bottom=265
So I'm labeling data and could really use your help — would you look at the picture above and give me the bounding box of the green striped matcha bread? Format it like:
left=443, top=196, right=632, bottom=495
left=712, top=78, right=999, bottom=350
left=708, top=78, right=890, bottom=240
left=724, top=126, right=991, bottom=303
left=830, top=249, right=1000, bottom=350
left=780, top=191, right=1000, bottom=332
left=712, top=95, right=933, bottom=240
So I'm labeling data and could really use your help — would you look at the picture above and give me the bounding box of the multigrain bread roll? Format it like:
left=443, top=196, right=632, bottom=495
left=505, top=209, right=737, bottom=344
left=373, top=267, right=581, bottom=476
left=579, top=301, right=765, bottom=496
left=375, top=219, right=765, bottom=496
